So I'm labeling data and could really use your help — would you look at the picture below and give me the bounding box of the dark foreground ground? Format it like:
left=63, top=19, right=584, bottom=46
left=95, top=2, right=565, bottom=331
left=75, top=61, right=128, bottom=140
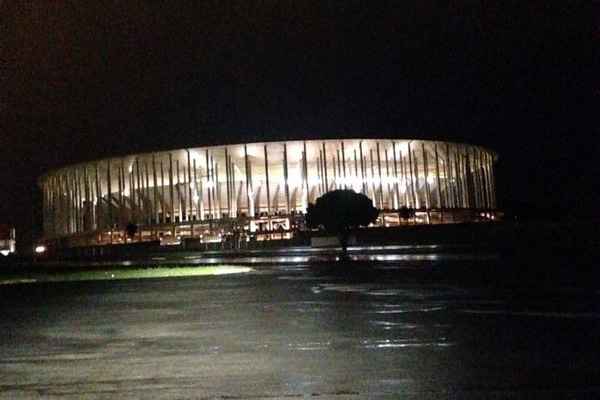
left=1, top=246, right=600, bottom=399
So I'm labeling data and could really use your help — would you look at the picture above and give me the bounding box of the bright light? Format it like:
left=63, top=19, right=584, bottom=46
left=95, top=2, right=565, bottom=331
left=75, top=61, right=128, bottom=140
left=285, top=176, right=302, bottom=187
left=0, top=250, right=9, bottom=257
left=396, top=141, right=409, bottom=156
left=35, top=245, right=47, bottom=254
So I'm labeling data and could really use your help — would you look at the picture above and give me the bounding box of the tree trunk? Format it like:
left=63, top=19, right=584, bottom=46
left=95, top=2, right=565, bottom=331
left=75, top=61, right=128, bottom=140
left=339, top=229, right=349, bottom=258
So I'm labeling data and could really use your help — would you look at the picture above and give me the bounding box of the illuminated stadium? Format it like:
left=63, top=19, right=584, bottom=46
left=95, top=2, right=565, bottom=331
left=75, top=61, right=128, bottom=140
left=39, top=139, right=498, bottom=248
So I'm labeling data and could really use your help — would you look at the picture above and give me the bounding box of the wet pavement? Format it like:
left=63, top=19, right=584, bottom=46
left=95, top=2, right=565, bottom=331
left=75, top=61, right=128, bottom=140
left=1, top=251, right=599, bottom=399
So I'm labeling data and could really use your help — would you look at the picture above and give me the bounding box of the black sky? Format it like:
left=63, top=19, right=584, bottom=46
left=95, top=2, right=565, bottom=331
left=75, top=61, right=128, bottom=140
left=1, top=2, right=595, bottom=249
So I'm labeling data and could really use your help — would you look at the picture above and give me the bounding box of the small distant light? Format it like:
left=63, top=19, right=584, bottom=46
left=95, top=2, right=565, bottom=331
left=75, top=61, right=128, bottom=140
left=0, top=250, right=9, bottom=257
left=35, top=245, right=47, bottom=254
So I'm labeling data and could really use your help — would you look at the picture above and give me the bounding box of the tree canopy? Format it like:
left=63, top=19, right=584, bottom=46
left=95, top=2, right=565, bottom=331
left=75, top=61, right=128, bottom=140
left=125, top=222, right=138, bottom=240
left=306, top=189, right=379, bottom=253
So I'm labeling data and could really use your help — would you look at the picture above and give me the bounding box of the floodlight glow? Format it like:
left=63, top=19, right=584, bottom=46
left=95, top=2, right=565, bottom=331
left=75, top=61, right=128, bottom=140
left=35, top=245, right=46, bottom=254
left=0, top=250, right=9, bottom=256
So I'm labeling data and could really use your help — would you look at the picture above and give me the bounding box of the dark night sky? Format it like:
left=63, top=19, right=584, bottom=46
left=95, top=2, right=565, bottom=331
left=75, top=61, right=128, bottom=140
left=1, top=2, right=595, bottom=249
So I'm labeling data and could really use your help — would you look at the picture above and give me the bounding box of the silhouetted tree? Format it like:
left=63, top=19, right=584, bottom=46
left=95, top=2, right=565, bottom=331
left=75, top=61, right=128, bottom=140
left=125, top=222, right=138, bottom=241
left=398, top=206, right=416, bottom=224
left=306, top=189, right=379, bottom=256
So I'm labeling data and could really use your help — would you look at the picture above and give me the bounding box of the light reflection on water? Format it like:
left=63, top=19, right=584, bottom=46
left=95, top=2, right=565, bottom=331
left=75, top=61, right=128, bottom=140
left=172, top=252, right=497, bottom=265
left=2, top=247, right=599, bottom=399
left=361, top=338, right=455, bottom=349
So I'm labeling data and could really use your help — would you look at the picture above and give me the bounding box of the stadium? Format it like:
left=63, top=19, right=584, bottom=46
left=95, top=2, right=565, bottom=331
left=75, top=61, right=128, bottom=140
left=38, top=139, right=498, bottom=248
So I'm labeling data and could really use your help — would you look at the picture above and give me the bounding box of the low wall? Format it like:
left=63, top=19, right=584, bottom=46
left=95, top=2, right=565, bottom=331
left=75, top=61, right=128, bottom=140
left=351, top=221, right=599, bottom=250
left=34, top=221, right=599, bottom=262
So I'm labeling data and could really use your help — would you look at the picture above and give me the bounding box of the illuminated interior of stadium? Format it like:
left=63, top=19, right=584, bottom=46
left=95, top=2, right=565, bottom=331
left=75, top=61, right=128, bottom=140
left=39, top=139, right=497, bottom=247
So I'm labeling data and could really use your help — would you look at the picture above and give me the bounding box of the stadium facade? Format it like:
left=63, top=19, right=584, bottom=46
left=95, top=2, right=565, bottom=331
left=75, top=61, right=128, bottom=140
left=39, top=139, right=498, bottom=248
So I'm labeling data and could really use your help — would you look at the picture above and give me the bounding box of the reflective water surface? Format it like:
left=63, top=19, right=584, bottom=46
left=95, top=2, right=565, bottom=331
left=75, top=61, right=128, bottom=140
left=1, top=253, right=599, bottom=398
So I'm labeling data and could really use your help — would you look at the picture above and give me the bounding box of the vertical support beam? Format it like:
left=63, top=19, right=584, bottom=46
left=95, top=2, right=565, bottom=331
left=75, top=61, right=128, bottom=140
left=129, top=161, right=135, bottom=224
left=203, top=150, right=210, bottom=220
left=332, top=153, right=338, bottom=190
left=321, top=142, right=328, bottom=192
left=468, top=148, right=477, bottom=209
left=422, top=142, right=431, bottom=209
left=152, top=155, right=158, bottom=224
left=70, top=171, right=75, bottom=233
left=74, top=171, right=78, bottom=233
left=144, top=161, right=150, bottom=225
left=66, top=173, right=72, bottom=234
left=139, top=159, right=145, bottom=228
left=76, top=171, right=81, bottom=233
left=160, top=159, right=166, bottom=223
left=463, top=150, right=469, bottom=209
left=169, top=153, right=174, bottom=224
left=480, top=149, right=489, bottom=210
left=385, top=147, right=392, bottom=209
left=176, top=159, right=182, bottom=221
left=400, top=152, right=409, bottom=207
left=145, top=160, right=151, bottom=224
left=230, top=156, right=236, bottom=217
left=193, top=158, right=199, bottom=221
left=488, top=152, right=495, bottom=209
left=94, top=163, right=101, bottom=231
left=225, top=148, right=231, bottom=217
left=392, top=142, right=400, bottom=209
left=214, top=156, right=221, bottom=219
left=353, top=149, right=359, bottom=179
left=134, top=158, right=140, bottom=220
left=454, top=148, right=461, bottom=207
left=444, top=143, right=453, bottom=208
left=318, top=151, right=324, bottom=194
left=455, top=145, right=464, bottom=207
left=407, top=142, right=417, bottom=208
left=474, top=148, right=482, bottom=209
left=479, top=150, right=486, bottom=210
left=491, top=153, right=497, bottom=209
left=341, top=141, right=347, bottom=188
left=283, top=143, right=290, bottom=213
left=73, top=170, right=79, bottom=233
left=107, top=160, right=113, bottom=240
left=336, top=149, right=342, bottom=189
left=244, top=144, right=253, bottom=217
left=434, top=143, right=443, bottom=209
left=84, top=167, right=90, bottom=232
left=359, top=141, right=366, bottom=194
left=187, top=150, right=193, bottom=220
left=369, top=148, right=375, bottom=206
left=466, top=149, right=475, bottom=208
left=376, top=142, right=383, bottom=208
left=211, top=155, right=216, bottom=219
left=263, top=144, right=271, bottom=214
left=303, top=141, right=309, bottom=210
left=316, top=152, right=323, bottom=196
left=479, top=150, right=488, bottom=210
left=118, top=160, right=124, bottom=227
left=199, top=158, right=205, bottom=220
